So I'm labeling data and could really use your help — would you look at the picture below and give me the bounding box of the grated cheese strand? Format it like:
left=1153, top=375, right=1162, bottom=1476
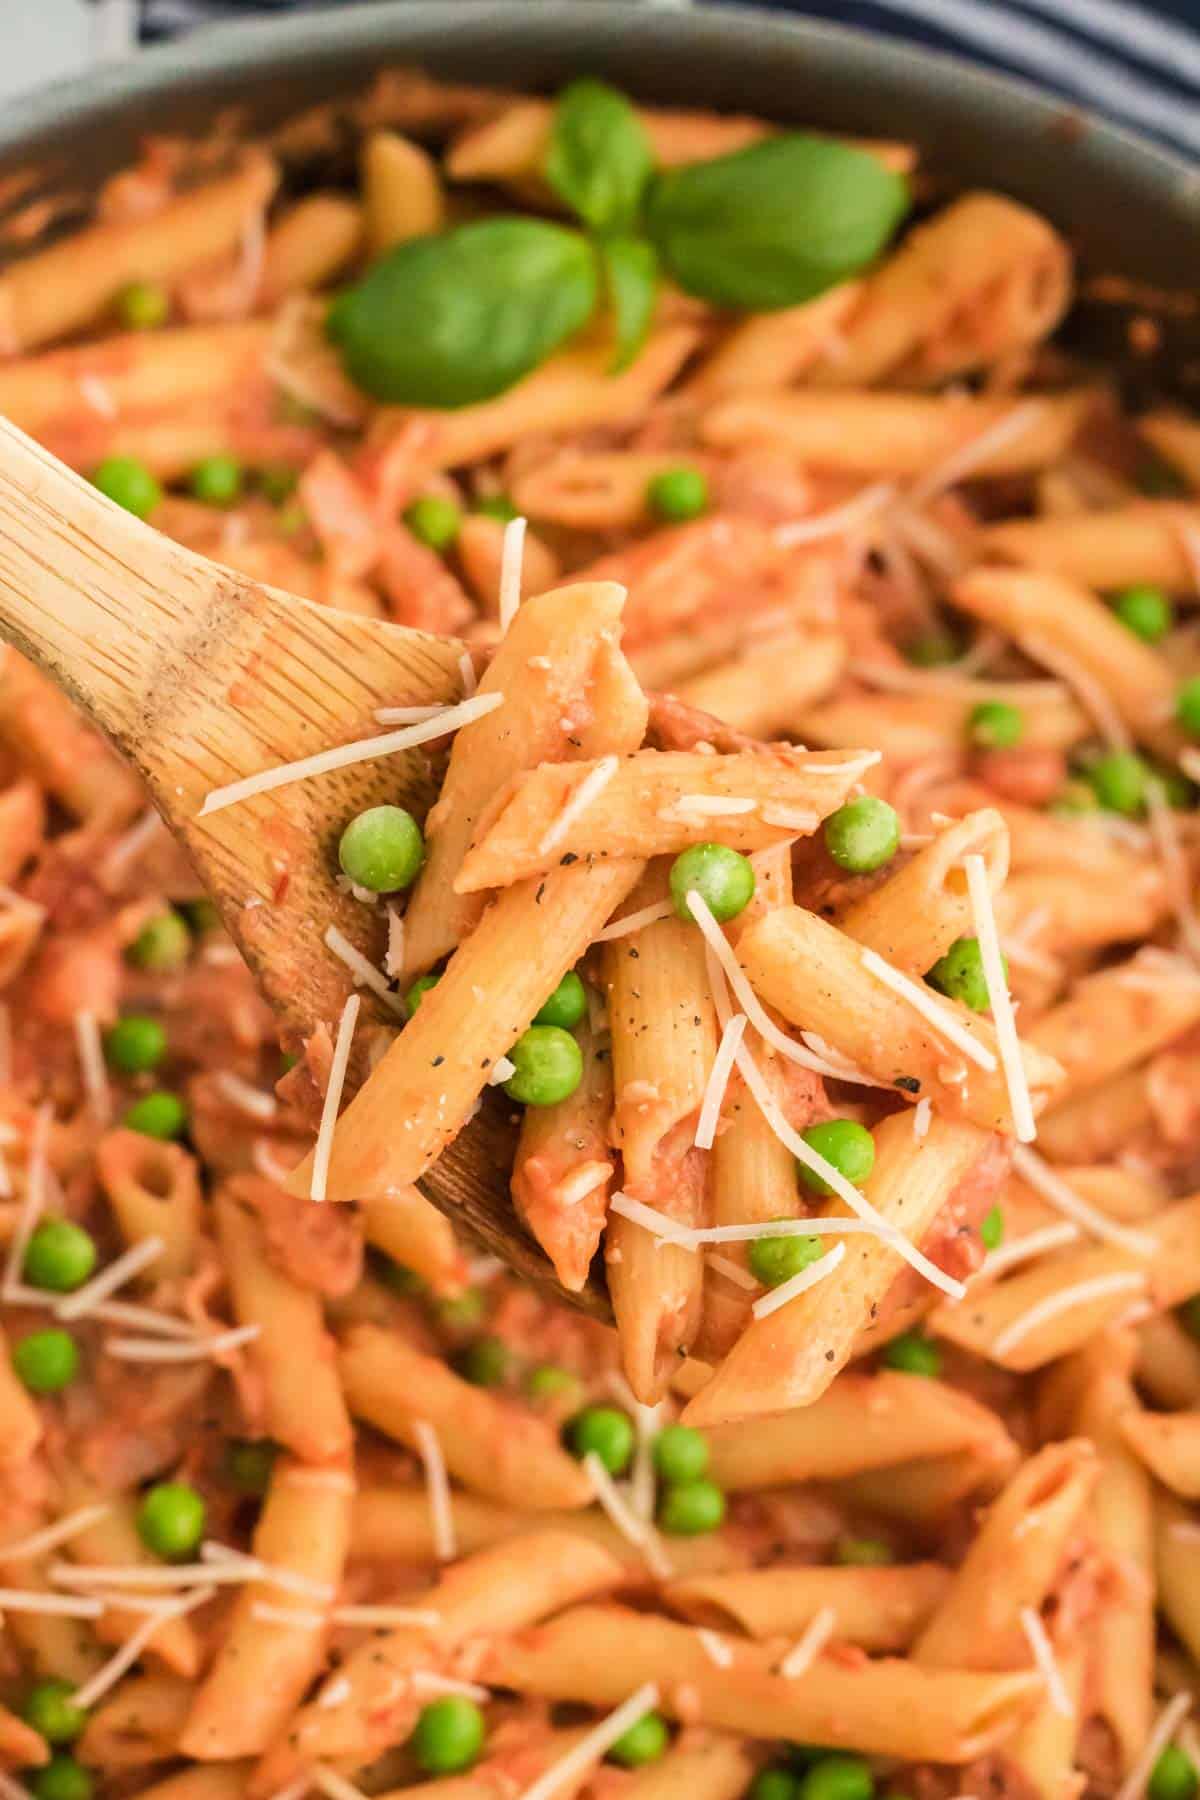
left=311, top=994, right=361, bottom=1203
left=413, top=1419, right=456, bottom=1562
left=458, top=651, right=478, bottom=698
left=72, top=1585, right=216, bottom=1710
left=628, top=1398, right=664, bottom=1526
left=0, top=1505, right=110, bottom=1566
left=686, top=891, right=838, bottom=1076
left=312, top=1767, right=369, bottom=1800
left=373, top=704, right=451, bottom=726
left=252, top=1601, right=325, bottom=1630
left=595, top=900, right=675, bottom=943
left=775, top=482, right=895, bottom=548
left=538, top=756, right=620, bottom=857
left=860, top=946, right=997, bottom=1073
left=963, top=853, right=1036, bottom=1142
left=331, top=1603, right=442, bottom=1628
left=696, top=1627, right=734, bottom=1669
left=498, top=515, right=527, bottom=634
left=1019, top=1607, right=1073, bottom=1717
left=583, top=1453, right=673, bottom=1580
left=991, top=1270, right=1148, bottom=1360
left=778, top=1605, right=838, bottom=1678
left=706, top=1252, right=759, bottom=1291
left=981, top=1220, right=1080, bottom=1280
left=0, top=1588, right=104, bottom=1618
left=198, top=693, right=503, bottom=816
left=57, top=1235, right=164, bottom=1322
left=1010, top=1145, right=1156, bottom=1258
left=909, top=400, right=1044, bottom=505
left=1115, top=1692, right=1194, bottom=1800
left=411, top=1672, right=492, bottom=1702
left=488, top=1056, right=517, bottom=1087
left=752, top=1241, right=847, bottom=1320
left=694, top=1014, right=747, bottom=1151
left=73, top=1011, right=110, bottom=1124
left=214, top=1071, right=278, bottom=1121
left=103, top=1323, right=261, bottom=1362
left=609, top=1191, right=698, bottom=1251
left=514, top=1683, right=661, bottom=1800
left=913, top=1097, right=933, bottom=1140
left=323, top=925, right=406, bottom=1017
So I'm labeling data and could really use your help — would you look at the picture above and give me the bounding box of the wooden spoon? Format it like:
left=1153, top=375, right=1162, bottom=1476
left=0, top=415, right=608, bottom=1313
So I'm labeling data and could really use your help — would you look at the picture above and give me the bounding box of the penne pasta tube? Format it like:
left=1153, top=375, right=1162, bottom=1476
left=835, top=808, right=1009, bottom=975
left=1029, top=954, right=1200, bottom=1110
left=831, top=1440, right=1020, bottom=1525
left=1135, top=1311, right=1200, bottom=1410
left=980, top=501, right=1200, bottom=593
left=78, top=1674, right=193, bottom=1770
left=687, top=284, right=864, bottom=400
left=700, top=1369, right=1014, bottom=1487
left=338, top=1324, right=594, bottom=1510
left=457, top=748, right=867, bottom=893
left=666, top=1562, right=951, bottom=1651
left=288, top=856, right=643, bottom=1202
left=120, top=1768, right=248, bottom=1800
left=799, top=683, right=1087, bottom=759
left=953, top=567, right=1177, bottom=746
left=257, top=195, right=364, bottom=306
left=0, top=650, right=143, bottom=828
left=360, top=1187, right=469, bottom=1297
left=455, top=514, right=561, bottom=619
left=701, top=392, right=1091, bottom=478
left=807, top=192, right=1072, bottom=387
left=912, top=1439, right=1098, bottom=1668
left=1002, top=1642, right=1085, bottom=1800
left=1139, top=412, right=1200, bottom=492
left=362, top=131, right=446, bottom=258
left=995, top=863, right=1171, bottom=961
left=510, top=451, right=716, bottom=533
left=611, top=1735, right=763, bottom=1800
left=930, top=1191, right=1200, bottom=1370
left=215, top=1180, right=353, bottom=1464
left=1120, top=1409, right=1200, bottom=1498
left=512, top=1018, right=614, bottom=1293
left=1153, top=1491, right=1200, bottom=1665
left=0, top=1702, right=48, bottom=1770
left=735, top=905, right=1063, bottom=1133
left=0, top=1332, right=42, bottom=1466
left=179, top=1457, right=352, bottom=1757
left=673, top=636, right=846, bottom=739
left=482, top=1602, right=1041, bottom=1764
left=0, top=777, right=45, bottom=886
left=59, top=1475, right=201, bottom=1677
left=401, top=580, right=646, bottom=978
left=684, top=1114, right=995, bottom=1423
left=0, top=1559, right=106, bottom=1684
left=96, top=1130, right=201, bottom=1279
left=0, top=150, right=279, bottom=352
left=1034, top=1067, right=1154, bottom=1166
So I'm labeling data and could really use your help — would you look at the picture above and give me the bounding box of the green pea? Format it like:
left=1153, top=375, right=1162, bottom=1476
left=190, top=455, right=244, bottom=508
left=277, top=500, right=307, bottom=535
left=749, top=1227, right=823, bottom=1289
left=968, top=700, right=1023, bottom=750
left=533, top=970, right=588, bottom=1031
left=123, top=1091, right=187, bottom=1141
left=524, top=1364, right=581, bottom=1403
left=405, top=495, right=463, bottom=552
left=436, top=1289, right=486, bottom=1331
left=224, top=1439, right=277, bottom=1496
left=797, top=1119, right=876, bottom=1197
left=411, top=1697, right=487, bottom=1774
left=882, top=1331, right=942, bottom=1378
left=976, top=1205, right=1006, bottom=1253
left=669, top=843, right=756, bottom=924
left=1152, top=764, right=1195, bottom=811
left=93, top=456, right=161, bottom=520
left=1178, top=677, right=1200, bottom=740
left=21, top=1680, right=86, bottom=1746
left=454, top=1336, right=509, bottom=1387
left=646, top=466, right=709, bottom=523
left=652, top=1423, right=709, bottom=1486
left=475, top=494, right=518, bottom=523
left=31, top=1756, right=93, bottom=1800
left=406, top=972, right=441, bottom=1015
left=607, top=1711, right=670, bottom=1767
left=136, top=1481, right=206, bottom=1561
left=338, top=805, right=424, bottom=893
left=104, top=1014, right=167, bottom=1075
left=116, top=281, right=169, bottom=331
left=926, top=936, right=1005, bottom=1013
left=375, top=1257, right=426, bottom=1297
left=1112, top=583, right=1174, bottom=643
left=24, top=1221, right=96, bottom=1294
left=127, top=911, right=191, bottom=972
left=1181, top=1296, right=1200, bottom=1341
left=835, top=1536, right=893, bottom=1566
left=657, top=1478, right=726, bottom=1536
left=259, top=463, right=299, bottom=505
left=1088, top=750, right=1149, bottom=816
left=566, top=1405, right=634, bottom=1476
left=823, top=797, right=900, bottom=875
left=750, top=1770, right=800, bottom=1800
left=181, top=897, right=222, bottom=935
left=503, top=1026, right=583, bottom=1107
left=13, top=1330, right=79, bottom=1395
left=1150, top=1744, right=1199, bottom=1800
left=798, top=1757, right=875, bottom=1800
left=1049, top=778, right=1099, bottom=817
left=906, top=629, right=959, bottom=667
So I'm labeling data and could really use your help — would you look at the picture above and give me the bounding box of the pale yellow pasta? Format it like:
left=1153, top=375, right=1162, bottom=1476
left=0, top=650, right=144, bottom=827
left=59, top=1475, right=201, bottom=1677
left=981, top=501, right=1200, bottom=592
left=701, top=391, right=1092, bottom=478
left=735, top=905, right=1063, bottom=1133
left=835, top=808, right=1009, bottom=975
left=338, top=1323, right=594, bottom=1509
left=95, top=1130, right=201, bottom=1279
left=1004, top=1642, right=1085, bottom=1800
left=666, top=1562, right=951, bottom=1651
left=362, top=131, right=446, bottom=257
left=482, top=1602, right=1040, bottom=1764
left=799, top=683, right=1088, bottom=759
left=995, top=863, right=1171, bottom=961
left=257, top=194, right=364, bottom=306
left=179, top=1458, right=352, bottom=1757
left=121, top=1767, right=248, bottom=1800
left=360, top=1187, right=468, bottom=1297
left=1136, top=1312, right=1200, bottom=1410
left=455, top=514, right=562, bottom=617
left=673, top=636, right=846, bottom=738
left=615, top=1736, right=763, bottom=1800
left=1154, top=1491, right=1200, bottom=1670
left=456, top=748, right=865, bottom=892
left=688, top=284, right=863, bottom=400
left=215, top=1179, right=353, bottom=1464
left=0, top=1561, right=105, bottom=1685
left=1029, top=954, right=1200, bottom=1111
left=78, top=1675, right=193, bottom=1770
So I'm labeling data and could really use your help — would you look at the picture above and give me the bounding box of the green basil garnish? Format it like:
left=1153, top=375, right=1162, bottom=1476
left=545, top=78, right=654, bottom=236
left=600, top=237, right=659, bottom=373
left=646, top=135, right=910, bottom=310
left=327, top=218, right=598, bottom=407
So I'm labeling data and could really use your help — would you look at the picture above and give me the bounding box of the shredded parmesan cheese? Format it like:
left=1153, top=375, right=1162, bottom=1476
left=1010, top=1146, right=1156, bottom=1257
left=777, top=1605, right=837, bottom=1678
left=73, top=1011, right=110, bottom=1124
left=665, top=795, right=758, bottom=819
left=981, top=1220, right=1080, bottom=1280
left=538, top=755, right=620, bottom=857
left=488, top=1056, right=517, bottom=1087
left=595, top=900, right=675, bottom=942
left=458, top=651, right=478, bottom=697
left=322, top=925, right=406, bottom=1017
left=252, top=1601, right=325, bottom=1630
left=57, top=1235, right=163, bottom=1322
left=99, top=809, right=163, bottom=885
left=686, top=891, right=834, bottom=1076
left=373, top=704, right=451, bottom=726
left=0, top=1506, right=110, bottom=1566
left=410, top=1672, right=492, bottom=1702
left=312, top=1767, right=369, bottom=1800
left=859, top=946, right=997, bottom=1073
left=331, top=1603, right=442, bottom=1628
left=498, top=515, right=527, bottom=633
left=514, top=1683, right=661, bottom=1800
left=775, top=482, right=894, bottom=547
left=1019, top=1607, right=1073, bottom=1716
left=759, top=805, right=821, bottom=832
left=0, top=1589, right=104, bottom=1617
left=964, top=853, right=1036, bottom=1141
left=910, top=400, right=1044, bottom=505
left=694, top=1014, right=747, bottom=1150
left=214, top=1071, right=278, bottom=1121
left=311, top=994, right=361, bottom=1203
left=628, top=1398, right=664, bottom=1525
left=583, top=1453, right=672, bottom=1580
left=199, top=693, right=503, bottom=816
left=385, top=907, right=406, bottom=980
left=72, top=1585, right=216, bottom=1710
left=706, top=1252, right=758, bottom=1291
left=990, top=1270, right=1147, bottom=1360
left=913, top=1097, right=932, bottom=1140
left=413, top=1419, right=456, bottom=1562
left=752, top=1242, right=847, bottom=1320
left=103, top=1323, right=261, bottom=1362
left=696, top=1628, right=734, bottom=1669
left=1115, top=1692, right=1194, bottom=1800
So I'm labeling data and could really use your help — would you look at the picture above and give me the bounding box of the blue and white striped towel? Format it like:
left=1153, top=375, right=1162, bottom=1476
left=90, top=0, right=1200, bottom=162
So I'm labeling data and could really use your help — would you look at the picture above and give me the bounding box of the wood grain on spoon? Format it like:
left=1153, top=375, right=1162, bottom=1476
left=0, top=414, right=608, bottom=1311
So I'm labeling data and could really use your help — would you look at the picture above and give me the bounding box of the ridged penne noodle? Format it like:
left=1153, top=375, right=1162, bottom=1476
left=95, top=1129, right=201, bottom=1278
left=800, top=682, right=1088, bottom=759
left=1029, top=954, right=1200, bottom=1110
left=831, top=1440, right=1020, bottom=1524
left=688, top=284, right=864, bottom=400
left=835, top=808, right=1009, bottom=975
left=482, top=1603, right=1040, bottom=1763
left=362, top=131, right=446, bottom=258
left=1139, top=412, right=1200, bottom=492
left=1120, top=1410, right=1200, bottom=1499
left=339, top=1324, right=594, bottom=1509
left=701, top=391, right=1091, bottom=478
left=512, top=1018, right=614, bottom=1292
left=121, top=1768, right=248, bottom=1800
left=1035, top=1066, right=1155, bottom=1165
left=0, top=650, right=144, bottom=826
left=360, top=1187, right=469, bottom=1296
left=1152, top=1491, right=1200, bottom=1665
left=614, top=1736, right=763, bottom=1800
left=1135, top=1311, right=1200, bottom=1410
left=257, top=194, right=364, bottom=305
left=215, top=1179, right=353, bottom=1463
left=981, top=501, right=1200, bottom=593
left=510, top=451, right=716, bottom=532
left=0, top=1333, right=42, bottom=1466
left=995, top=863, right=1171, bottom=961
left=456, top=748, right=866, bottom=892
left=455, top=514, right=562, bottom=617
left=673, top=635, right=846, bottom=738
left=667, top=1562, right=951, bottom=1651
left=0, top=1704, right=47, bottom=1770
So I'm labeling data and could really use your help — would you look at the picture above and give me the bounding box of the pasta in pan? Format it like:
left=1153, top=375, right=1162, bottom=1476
left=3, top=60, right=1200, bottom=1800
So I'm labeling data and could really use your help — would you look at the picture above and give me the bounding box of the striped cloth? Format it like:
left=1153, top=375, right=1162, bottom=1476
left=90, top=0, right=1200, bottom=161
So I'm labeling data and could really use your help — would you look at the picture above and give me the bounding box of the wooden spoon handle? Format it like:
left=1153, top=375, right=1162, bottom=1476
left=0, top=413, right=206, bottom=736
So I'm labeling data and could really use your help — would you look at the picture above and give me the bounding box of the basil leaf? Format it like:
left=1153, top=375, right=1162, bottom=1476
left=545, top=79, right=654, bottom=236
left=601, top=237, right=658, bottom=373
left=328, top=219, right=598, bottom=408
left=646, top=135, right=909, bottom=311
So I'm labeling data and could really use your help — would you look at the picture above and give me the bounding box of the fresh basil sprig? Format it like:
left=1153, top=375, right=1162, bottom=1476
left=545, top=78, right=654, bottom=236
left=327, top=218, right=597, bottom=407
left=645, top=135, right=910, bottom=311
left=600, top=237, right=659, bottom=372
